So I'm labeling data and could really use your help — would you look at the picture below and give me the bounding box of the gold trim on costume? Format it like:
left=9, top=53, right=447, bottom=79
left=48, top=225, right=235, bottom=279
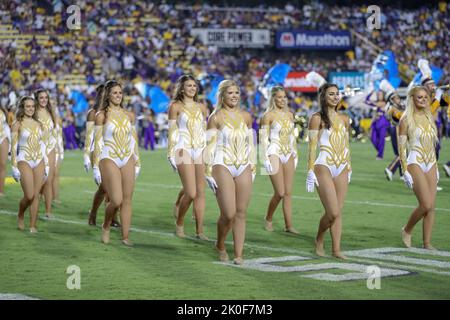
left=320, top=121, right=349, bottom=168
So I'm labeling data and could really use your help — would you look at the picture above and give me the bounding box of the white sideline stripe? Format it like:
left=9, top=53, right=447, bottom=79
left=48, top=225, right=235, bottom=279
left=135, top=182, right=450, bottom=212
left=0, top=210, right=312, bottom=256
left=2, top=210, right=449, bottom=276
left=78, top=180, right=450, bottom=212
left=0, top=293, right=39, bottom=300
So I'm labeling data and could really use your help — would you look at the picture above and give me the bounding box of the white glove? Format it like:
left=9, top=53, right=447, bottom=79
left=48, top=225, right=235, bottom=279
left=264, top=159, right=273, bottom=175
left=294, top=155, right=298, bottom=169
left=436, top=169, right=439, bottom=184
left=348, top=170, right=352, bottom=184
left=12, top=166, right=21, bottom=182
left=135, top=166, right=141, bottom=180
left=206, top=176, right=218, bottom=194
left=306, top=169, right=319, bottom=193
left=83, top=154, right=91, bottom=173
left=403, top=171, right=414, bottom=189
left=168, top=156, right=177, bottom=172
left=93, top=167, right=102, bottom=186
left=252, top=172, right=256, bottom=182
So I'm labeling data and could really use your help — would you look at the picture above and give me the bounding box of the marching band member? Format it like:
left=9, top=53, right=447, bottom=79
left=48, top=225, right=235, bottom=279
left=380, top=79, right=406, bottom=181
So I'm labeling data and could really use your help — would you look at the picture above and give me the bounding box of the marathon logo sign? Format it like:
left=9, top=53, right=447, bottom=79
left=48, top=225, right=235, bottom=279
left=276, top=30, right=352, bottom=50
left=191, top=28, right=271, bottom=48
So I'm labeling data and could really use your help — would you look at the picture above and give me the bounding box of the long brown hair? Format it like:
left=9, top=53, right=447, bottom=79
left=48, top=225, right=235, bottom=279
left=172, top=74, right=199, bottom=103
left=15, top=96, right=39, bottom=122
left=93, top=83, right=105, bottom=111
left=34, top=89, right=56, bottom=125
left=318, top=83, right=339, bottom=129
left=101, top=80, right=123, bottom=111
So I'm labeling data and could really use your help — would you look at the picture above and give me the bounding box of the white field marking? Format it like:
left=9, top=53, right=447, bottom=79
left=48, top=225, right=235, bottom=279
left=215, top=256, right=411, bottom=281
left=134, top=182, right=450, bottom=213
left=0, top=210, right=312, bottom=256
left=2, top=210, right=449, bottom=277
left=0, top=293, right=39, bottom=300
left=55, top=177, right=450, bottom=212
left=345, top=247, right=450, bottom=268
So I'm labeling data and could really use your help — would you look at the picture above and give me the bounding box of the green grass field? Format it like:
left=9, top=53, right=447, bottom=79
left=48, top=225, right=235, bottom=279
left=1, top=139, right=449, bottom=300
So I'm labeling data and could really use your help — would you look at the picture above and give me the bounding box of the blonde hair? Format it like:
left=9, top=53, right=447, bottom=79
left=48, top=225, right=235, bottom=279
left=211, top=80, right=240, bottom=116
left=264, top=86, right=287, bottom=115
left=401, top=86, right=438, bottom=143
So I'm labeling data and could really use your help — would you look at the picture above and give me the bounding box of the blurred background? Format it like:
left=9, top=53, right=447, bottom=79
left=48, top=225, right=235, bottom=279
left=0, top=0, right=448, bottom=151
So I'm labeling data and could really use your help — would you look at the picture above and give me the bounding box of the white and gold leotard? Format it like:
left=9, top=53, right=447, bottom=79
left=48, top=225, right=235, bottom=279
left=173, top=102, right=206, bottom=161
left=0, top=111, right=10, bottom=145
left=12, top=118, right=46, bottom=169
left=406, top=118, right=436, bottom=173
left=314, top=117, right=350, bottom=178
left=36, top=107, right=57, bottom=154
left=267, top=111, right=297, bottom=164
left=211, top=109, right=254, bottom=178
left=99, top=107, right=139, bottom=168
left=84, top=120, right=95, bottom=162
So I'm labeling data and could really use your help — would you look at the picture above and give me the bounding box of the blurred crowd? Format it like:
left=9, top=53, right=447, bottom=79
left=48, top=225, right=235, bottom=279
left=0, top=0, right=448, bottom=150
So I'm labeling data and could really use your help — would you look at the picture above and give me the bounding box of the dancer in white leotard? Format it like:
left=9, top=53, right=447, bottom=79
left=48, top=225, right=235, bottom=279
left=92, top=80, right=140, bottom=246
left=205, top=79, right=256, bottom=265
left=167, top=75, right=208, bottom=240
left=306, top=83, right=351, bottom=259
left=260, top=86, right=299, bottom=234
left=399, top=86, right=439, bottom=250
left=11, top=96, right=48, bottom=233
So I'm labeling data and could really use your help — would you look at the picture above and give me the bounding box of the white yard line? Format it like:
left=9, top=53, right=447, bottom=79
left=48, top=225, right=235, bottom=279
left=1, top=209, right=449, bottom=277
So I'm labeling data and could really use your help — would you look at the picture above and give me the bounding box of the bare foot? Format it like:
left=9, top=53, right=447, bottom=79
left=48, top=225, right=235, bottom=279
left=233, top=257, right=244, bottom=265
left=29, top=227, right=38, bottom=234
left=332, top=252, right=347, bottom=260
left=285, top=227, right=300, bottom=235
left=315, top=239, right=325, bottom=257
left=216, top=243, right=229, bottom=262
left=88, top=211, right=97, bottom=226
left=175, top=222, right=186, bottom=238
left=264, top=219, right=273, bottom=232
left=101, top=224, right=110, bottom=244
left=17, top=215, right=25, bottom=231
left=122, top=239, right=133, bottom=247
left=401, top=227, right=411, bottom=248
left=424, top=244, right=436, bottom=250
left=196, top=233, right=209, bottom=241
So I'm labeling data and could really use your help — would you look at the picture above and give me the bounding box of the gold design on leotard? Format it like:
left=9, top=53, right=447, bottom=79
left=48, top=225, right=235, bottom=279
left=22, top=120, right=43, bottom=161
left=37, top=108, right=56, bottom=151
left=320, top=120, right=349, bottom=168
left=412, top=122, right=436, bottom=166
left=180, top=104, right=205, bottom=149
left=272, top=112, right=293, bottom=156
left=219, top=110, right=249, bottom=168
left=104, top=108, right=132, bottom=161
